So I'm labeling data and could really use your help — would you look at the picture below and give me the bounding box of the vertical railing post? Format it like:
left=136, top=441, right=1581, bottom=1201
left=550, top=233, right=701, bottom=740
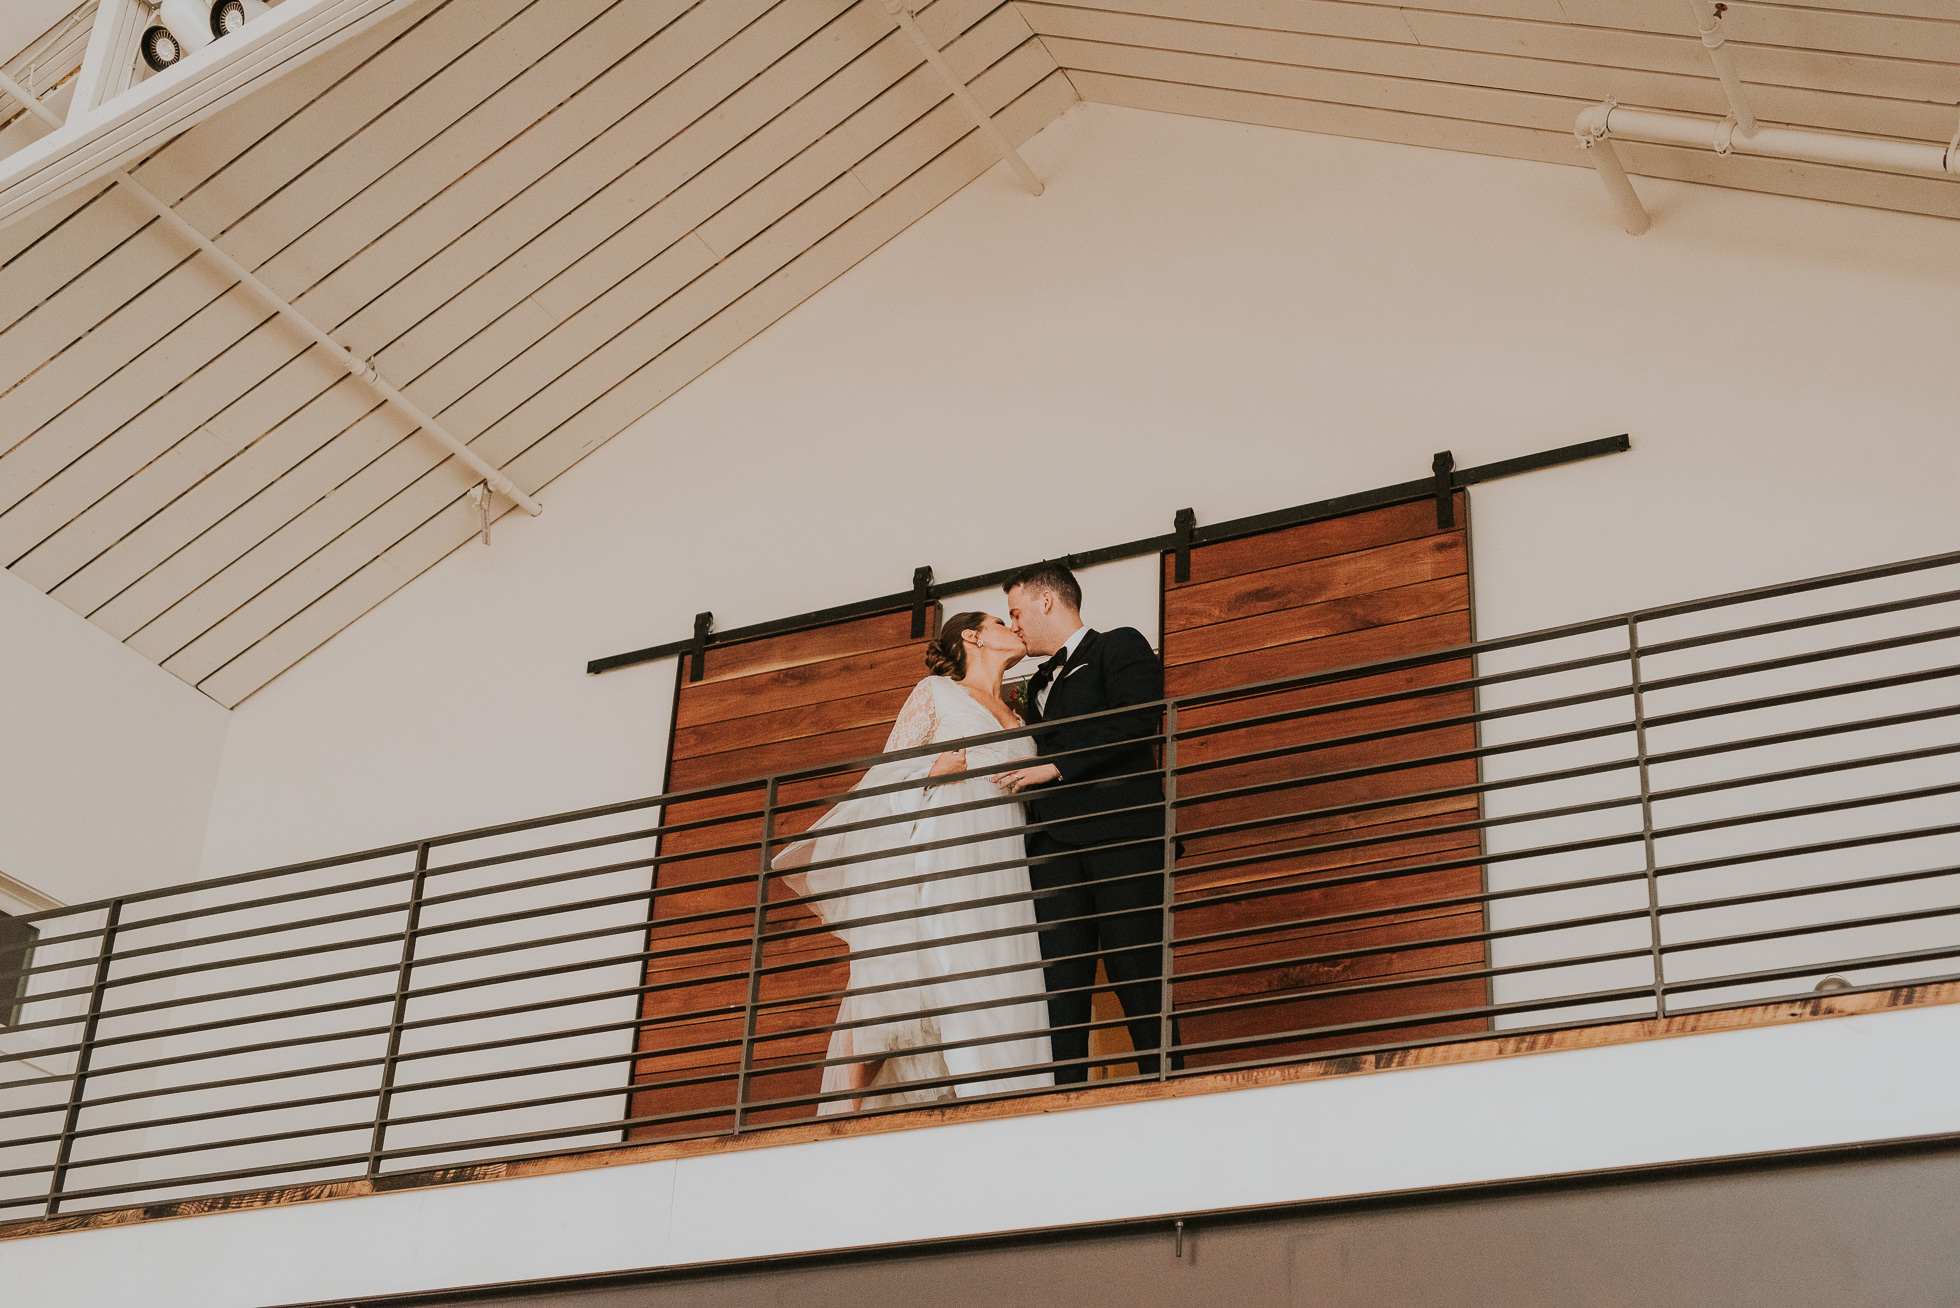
left=1627, top=619, right=1668, bottom=1019
left=47, top=898, right=123, bottom=1215
left=1158, top=703, right=1178, bottom=1081
left=368, top=842, right=431, bottom=1178
left=734, top=778, right=778, bottom=1133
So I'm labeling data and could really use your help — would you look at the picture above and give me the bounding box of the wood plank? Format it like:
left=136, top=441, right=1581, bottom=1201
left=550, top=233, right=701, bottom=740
left=1021, top=6, right=1960, bottom=141
left=157, top=18, right=1042, bottom=680
left=244, top=0, right=672, bottom=296
left=1166, top=496, right=1456, bottom=589
left=699, top=610, right=920, bottom=683
left=70, top=365, right=381, bottom=635
left=1167, top=576, right=1467, bottom=668
left=341, top=0, right=1001, bottom=376
left=671, top=684, right=917, bottom=762
left=1164, top=533, right=1466, bottom=632
left=200, top=68, right=1075, bottom=704
left=1167, top=610, right=1475, bottom=698
left=667, top=722, right=898, bottom=791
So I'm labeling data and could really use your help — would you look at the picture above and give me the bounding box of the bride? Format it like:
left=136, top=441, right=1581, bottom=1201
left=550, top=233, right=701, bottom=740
left=772, top=611, right=1054, bottom=1113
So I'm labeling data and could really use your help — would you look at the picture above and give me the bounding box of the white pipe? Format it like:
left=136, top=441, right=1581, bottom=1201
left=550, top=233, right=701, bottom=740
left=1684, top=0, right=1757, bottom=138
left=881, top=0, right=1041, bottom=196
left=1576, top=131, right=1651, bottom=236
left=0, top=67, right=542, bottom=517
left=1581, top=100, right=1958, bottom=179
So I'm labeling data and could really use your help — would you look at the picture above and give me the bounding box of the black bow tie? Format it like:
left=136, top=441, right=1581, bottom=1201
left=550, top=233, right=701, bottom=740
left=1033, top=652, right=1068, bottom=685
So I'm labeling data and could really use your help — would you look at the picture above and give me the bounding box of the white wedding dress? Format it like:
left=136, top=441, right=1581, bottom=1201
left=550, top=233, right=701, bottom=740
left=773, top=675, right=1054, bottom=1113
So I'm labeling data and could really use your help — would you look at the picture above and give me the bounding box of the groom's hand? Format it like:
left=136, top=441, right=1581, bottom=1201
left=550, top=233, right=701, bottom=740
left=994, top=763, right=1060, bottom=792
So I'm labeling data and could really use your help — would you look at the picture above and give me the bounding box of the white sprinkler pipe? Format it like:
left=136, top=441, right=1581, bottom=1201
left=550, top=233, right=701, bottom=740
left=881, top=0, right=1042, bottom=196
left=0, top=68, right=542, bottom=517
left=1684, top=0, right=1757, bottom=138
left=1574, top=99, right=1960, bottom=234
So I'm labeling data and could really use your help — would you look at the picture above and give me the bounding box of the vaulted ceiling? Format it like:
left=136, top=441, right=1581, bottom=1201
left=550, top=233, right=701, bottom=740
left=1, top=0, right=1956, bottom=708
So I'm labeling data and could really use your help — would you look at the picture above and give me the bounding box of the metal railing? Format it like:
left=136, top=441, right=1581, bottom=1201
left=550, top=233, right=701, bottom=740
left=3, top=547, right=1959, bottom=1221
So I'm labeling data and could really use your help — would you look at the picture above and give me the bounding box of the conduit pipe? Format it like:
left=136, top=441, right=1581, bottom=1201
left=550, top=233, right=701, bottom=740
left=881, top=0, right=1042, bottom=195
left=0, top=68, right=542, bottom=517
left=1684, top=0, right=1756, bottom=138
left=1574, top=99, right=1960, bottom=235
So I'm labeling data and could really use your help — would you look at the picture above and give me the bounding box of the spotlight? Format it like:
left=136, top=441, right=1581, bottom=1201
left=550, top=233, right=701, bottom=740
left=140, top=25, right=182, bottom=71
left=210, top=0, right=269, bottom=39
left=154, top=0, right=215, bottom=57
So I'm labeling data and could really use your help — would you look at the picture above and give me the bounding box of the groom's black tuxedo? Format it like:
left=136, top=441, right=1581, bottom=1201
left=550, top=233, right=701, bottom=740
left=1022, top=627, right=1173, bottom=1082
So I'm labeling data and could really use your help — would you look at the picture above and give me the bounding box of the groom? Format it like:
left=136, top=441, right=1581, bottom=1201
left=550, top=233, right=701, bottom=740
left=994, top=562, right=1171, bottom=1083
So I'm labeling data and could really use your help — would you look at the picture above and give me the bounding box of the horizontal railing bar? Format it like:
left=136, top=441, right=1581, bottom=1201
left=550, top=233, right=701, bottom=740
left=1660, top=859, right=1960, bottom=920
left=1638, top=585, right=1960, bottom=662
left=1660, top=947, right=1960, bottom=998
left=1661, top=902, right=1960, bottom=956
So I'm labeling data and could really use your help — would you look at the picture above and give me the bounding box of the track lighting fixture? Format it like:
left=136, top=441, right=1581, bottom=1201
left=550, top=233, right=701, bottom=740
left=139, top=0, right=272, bottom=72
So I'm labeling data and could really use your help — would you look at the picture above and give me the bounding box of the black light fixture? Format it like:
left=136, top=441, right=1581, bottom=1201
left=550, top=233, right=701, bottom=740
left=140, top=24, right=183, bottom=71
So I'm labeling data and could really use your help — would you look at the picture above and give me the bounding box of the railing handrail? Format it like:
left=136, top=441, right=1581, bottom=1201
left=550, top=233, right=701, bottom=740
left=18, top=542, right=1960, bottom=927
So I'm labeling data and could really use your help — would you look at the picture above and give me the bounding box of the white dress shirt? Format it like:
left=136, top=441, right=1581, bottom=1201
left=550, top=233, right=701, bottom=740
left=1035, top=625, right=1089, bottom=714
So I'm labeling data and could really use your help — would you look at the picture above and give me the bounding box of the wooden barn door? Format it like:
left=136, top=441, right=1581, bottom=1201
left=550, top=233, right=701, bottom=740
left=628, top=608, right=933, bottom=1137
left=1163, top=494, right=1490, bottom=1069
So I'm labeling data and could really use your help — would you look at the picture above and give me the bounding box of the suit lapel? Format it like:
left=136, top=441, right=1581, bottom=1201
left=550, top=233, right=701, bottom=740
left=1046, top=629, right=1100, bottom=713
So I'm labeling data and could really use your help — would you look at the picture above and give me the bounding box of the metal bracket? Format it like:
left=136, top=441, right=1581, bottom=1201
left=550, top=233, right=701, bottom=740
left=1432, top=450, right=1456, bottom=528
left=687, top=611, right=714, bottom=682
left=1172, top=507, right=1197, bottom=583
left=1174, top=1218, right=1185, bottom=1258
left=909, top=566, right=935, bottom=638
left=467, top=482, right=490, bottom=546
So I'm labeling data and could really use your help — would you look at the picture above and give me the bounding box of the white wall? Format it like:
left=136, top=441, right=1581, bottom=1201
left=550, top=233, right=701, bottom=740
left=0, top=565, right=228, bottom=907
left=197, top=102, right=1960, bottom=878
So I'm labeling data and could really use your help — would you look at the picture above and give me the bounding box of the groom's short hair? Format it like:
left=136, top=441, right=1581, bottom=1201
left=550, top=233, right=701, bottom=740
left=1002, top=560, right=1081, bottom=612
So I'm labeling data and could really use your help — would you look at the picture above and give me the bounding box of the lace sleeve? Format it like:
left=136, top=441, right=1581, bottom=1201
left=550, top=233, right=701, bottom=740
left=883, top=679, right=937, bottom=752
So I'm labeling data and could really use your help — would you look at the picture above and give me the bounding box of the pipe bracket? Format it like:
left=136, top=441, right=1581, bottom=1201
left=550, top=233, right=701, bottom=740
left=1714, top=116, right=1738, bottom=157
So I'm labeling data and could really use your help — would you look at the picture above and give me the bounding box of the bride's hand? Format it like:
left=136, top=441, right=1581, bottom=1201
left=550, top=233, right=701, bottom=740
left=927, top=749, right=967, bottom=779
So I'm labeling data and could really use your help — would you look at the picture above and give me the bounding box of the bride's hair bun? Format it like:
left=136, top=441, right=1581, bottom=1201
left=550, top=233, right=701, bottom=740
left=926, top=611, right=991, bottom=679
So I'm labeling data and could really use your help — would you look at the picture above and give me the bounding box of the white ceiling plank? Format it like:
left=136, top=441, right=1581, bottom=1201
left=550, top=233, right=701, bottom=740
left=0, top=250, right=243, bottom=507
left=3, top=318, right=313, bottom=587
left=0, top=218, right=197, bottom=395
left=125, top=402, right=416, bottom=662
left=1558, top=0, right=1960, bottom=64
left=210, top=0, right=589, bottom=276
left=68, top=365, right=380, bottom=631
left=1022, top=5, right=1960, bottom=141
left=1037, top=0, right=1418, bottom=44
left=145, top=47, right=1060, bottom=684
left=134, top=0, right=449, bottom=212
left=0, top=180, right=150, bottom=336
left=55, top=0, right=980, bottom=651
left=1030, top=38, right=1583, bottom=135
left=855, top=38, right=1058, bottom=193
left=287, top=0, right=713, bottom=334
left=1397, top=7, right=1960, bottom=102
left=13, top=425, right=243, bottom=601
left=0, top=174, right=101, bottom=271
left=165, top=0, right=514, bottom=239
left=196, top=557, right=409, bottom=704
left=78, top=0, right=925, bottom=635
left=0, top=2, right=445, bottom=344
left=249, top=0, right=648, bottom=301
left=1762, top=0, right=1956, bottom=20
left=373, top=0, right=999, bottom=392
left=326, top=0, right=803, bottom=374
left=198, top=67, right=1078, bottom=708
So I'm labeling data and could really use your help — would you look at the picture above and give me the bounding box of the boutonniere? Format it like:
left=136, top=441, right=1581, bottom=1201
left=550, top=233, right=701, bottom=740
left=1002, top=676, right=1035, bottom=717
